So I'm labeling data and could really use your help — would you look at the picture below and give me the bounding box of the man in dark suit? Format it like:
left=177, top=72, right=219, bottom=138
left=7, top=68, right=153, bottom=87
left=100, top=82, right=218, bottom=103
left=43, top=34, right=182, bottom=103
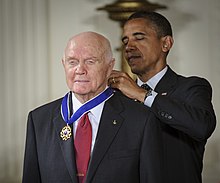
left=109, top=11, right=216, bottom=183
left=22, top=31, right=163, bottom=183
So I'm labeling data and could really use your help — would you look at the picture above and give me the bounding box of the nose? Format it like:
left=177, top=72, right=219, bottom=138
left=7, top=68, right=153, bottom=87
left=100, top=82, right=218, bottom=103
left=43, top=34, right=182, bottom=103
left=75, top=63, right=86, bottom=75
left=125, top=40, right=136, bottom=52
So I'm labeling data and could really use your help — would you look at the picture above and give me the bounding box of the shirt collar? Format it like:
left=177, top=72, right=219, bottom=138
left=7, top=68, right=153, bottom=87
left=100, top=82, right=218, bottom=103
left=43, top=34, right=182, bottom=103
left=71, top=91, right=106, bottom=122
left=137, top=66, right=168, bottom=89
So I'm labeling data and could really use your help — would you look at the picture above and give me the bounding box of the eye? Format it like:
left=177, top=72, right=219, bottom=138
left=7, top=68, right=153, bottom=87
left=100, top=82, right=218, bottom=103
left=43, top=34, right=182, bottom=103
left=66, top=59, right=78, bottom=66
left=135, top=34, right=145, bottom=40
left=122, top=38, right=128, bottom=45
left=85, top=59, right=96, bottom=65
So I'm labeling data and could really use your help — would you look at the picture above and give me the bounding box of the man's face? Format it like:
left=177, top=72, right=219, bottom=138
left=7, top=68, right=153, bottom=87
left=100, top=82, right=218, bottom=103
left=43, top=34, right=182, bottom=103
left=63, top=36, right=114, bottom=100
left=122, top=18, right=165, bottom=77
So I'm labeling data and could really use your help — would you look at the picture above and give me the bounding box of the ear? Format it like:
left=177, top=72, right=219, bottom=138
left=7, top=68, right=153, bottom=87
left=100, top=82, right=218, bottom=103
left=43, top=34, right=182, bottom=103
left=61, top=53, right=66, bottom=66
left=107, top=58, right=115, bottom=76
left=62, top=59, right=66, bottom=67
left=110, top=58, right=115, bottom=69
left=161, top=36, right=174, bottom=53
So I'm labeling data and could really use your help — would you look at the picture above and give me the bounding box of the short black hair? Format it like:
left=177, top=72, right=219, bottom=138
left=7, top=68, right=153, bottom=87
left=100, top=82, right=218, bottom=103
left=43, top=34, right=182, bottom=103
left=127, top=11, right=173, bottom=38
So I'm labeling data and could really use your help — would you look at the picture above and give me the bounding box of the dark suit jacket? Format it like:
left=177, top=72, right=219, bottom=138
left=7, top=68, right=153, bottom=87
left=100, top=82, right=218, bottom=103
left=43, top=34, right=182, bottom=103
left=22, top=91, right=163, bottom=183
left=151, top=66, right=216, bottom=183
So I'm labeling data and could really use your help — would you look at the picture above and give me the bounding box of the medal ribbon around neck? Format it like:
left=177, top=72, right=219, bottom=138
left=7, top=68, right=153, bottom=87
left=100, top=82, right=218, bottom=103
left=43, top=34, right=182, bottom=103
left=60, top=87, right=114, bottom=140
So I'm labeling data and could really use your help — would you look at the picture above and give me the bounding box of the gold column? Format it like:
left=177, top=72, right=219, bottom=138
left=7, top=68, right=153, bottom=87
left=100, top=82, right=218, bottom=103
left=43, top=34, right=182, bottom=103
left=97, top=0, right=167, bottom=77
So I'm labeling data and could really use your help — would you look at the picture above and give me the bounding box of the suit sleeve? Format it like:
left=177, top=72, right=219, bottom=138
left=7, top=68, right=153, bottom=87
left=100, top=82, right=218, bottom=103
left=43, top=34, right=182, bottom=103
left=151, top=77, right=216, bottom=141
left=140, top=112, right=164, bottom=183
left=22, top=112, right=41, bottom=183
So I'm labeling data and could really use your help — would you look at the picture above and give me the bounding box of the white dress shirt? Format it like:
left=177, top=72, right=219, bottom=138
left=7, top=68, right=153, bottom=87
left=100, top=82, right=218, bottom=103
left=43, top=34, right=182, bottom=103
left=137, top=66, right=168, bottom=107
left=71, top=93, right=106, bottom=153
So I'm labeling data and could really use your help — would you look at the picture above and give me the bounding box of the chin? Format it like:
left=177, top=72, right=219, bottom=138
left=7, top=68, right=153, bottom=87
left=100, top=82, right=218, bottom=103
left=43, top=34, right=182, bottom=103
left=131, top=67, right=144, bottom=76
left=71, top=87, right=88, bottom=94
left=130, top=65, right=138, bottom=74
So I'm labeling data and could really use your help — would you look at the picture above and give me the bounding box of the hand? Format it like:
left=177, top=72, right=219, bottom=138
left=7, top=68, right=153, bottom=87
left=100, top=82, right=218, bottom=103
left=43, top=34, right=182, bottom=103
left=108, top=70, right=146, bottom=102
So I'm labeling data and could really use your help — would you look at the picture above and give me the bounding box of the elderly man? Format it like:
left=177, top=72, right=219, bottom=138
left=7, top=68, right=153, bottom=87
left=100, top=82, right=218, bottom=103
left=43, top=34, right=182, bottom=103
left=22, top=31, right=163, bottom=183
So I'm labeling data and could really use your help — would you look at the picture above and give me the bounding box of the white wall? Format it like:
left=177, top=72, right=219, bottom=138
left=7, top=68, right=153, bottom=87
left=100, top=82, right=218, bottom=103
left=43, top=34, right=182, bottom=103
left=0, top=0, right=49, bottom=182
left=0, top=0, right=219, bottom=182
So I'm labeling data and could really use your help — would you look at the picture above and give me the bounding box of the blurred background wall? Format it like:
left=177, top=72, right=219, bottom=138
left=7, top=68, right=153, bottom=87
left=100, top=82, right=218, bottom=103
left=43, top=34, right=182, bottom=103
left=0, top=0, right=219, bottom=182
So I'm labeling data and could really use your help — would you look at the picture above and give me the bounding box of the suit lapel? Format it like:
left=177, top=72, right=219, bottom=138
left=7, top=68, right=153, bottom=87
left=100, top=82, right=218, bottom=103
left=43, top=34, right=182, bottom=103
left=155, top=66, right=178, bottom=94
left=86, top=93, right=124, bottom=182
left=53, top=105, right=78, bottom=183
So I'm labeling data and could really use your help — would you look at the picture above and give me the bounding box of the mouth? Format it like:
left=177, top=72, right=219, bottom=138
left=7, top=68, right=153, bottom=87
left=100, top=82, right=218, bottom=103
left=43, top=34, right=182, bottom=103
left=127, top=54, right=142, bottom=65
left=74, top=80, right=89, bottom=84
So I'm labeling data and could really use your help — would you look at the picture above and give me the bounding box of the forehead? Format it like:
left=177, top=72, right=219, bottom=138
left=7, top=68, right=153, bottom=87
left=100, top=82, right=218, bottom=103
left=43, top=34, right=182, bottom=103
left=66, top=39, right=103, bottom=58
left=123, top=18, right=155, bottom=36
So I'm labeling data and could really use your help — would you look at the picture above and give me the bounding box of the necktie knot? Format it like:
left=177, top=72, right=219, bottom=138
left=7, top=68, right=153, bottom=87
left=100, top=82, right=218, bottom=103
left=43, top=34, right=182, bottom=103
left=79, top=113, right=90, bottom=127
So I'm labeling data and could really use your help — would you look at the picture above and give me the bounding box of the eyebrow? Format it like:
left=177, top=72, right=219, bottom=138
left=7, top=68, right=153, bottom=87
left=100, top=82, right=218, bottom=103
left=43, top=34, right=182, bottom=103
left=65, top=57, right=75, bottom=61
left=65, top=56, right=99, bottom=61
left=122, top=32, right=146, bottom=42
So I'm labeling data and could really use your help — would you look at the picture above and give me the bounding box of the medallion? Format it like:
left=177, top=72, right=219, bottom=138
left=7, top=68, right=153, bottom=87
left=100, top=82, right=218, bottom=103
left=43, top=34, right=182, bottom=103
left=60, top=87, right=114, bottom=141
left=60, top=125, right=72, bottom=141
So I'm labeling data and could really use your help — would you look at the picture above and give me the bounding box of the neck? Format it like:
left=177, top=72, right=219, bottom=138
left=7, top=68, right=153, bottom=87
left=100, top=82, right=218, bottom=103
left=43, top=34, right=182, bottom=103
left=75, top=94, right=94, bottom=104
left=138, top=64, right=167, bottom=82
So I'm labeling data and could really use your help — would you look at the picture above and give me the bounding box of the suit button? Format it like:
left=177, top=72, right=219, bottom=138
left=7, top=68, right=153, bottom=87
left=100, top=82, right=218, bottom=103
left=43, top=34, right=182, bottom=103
left=160, top=111, right=165, bottom=116
left=164, top=113, right=169, bottom=118
left=168, top=115, right=172, bottom=119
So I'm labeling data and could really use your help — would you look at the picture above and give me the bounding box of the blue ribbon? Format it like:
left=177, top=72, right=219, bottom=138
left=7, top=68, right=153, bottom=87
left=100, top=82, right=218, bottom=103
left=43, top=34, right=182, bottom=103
left=61, top=87, right=114, bottom=125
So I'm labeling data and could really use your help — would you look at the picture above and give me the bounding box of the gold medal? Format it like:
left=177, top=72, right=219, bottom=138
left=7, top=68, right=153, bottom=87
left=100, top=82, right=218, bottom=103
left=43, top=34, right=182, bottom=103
left=60, top=125, right=72, bottom=141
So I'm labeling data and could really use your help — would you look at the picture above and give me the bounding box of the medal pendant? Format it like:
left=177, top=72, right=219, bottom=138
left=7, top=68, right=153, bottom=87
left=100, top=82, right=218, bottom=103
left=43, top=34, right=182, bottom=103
left=60, top=125, right=72, bottom=141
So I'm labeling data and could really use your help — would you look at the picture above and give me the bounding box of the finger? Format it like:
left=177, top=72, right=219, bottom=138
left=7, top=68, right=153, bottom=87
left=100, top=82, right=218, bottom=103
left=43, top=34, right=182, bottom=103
left=112, top=77, right=116, bottom=84
left=108, top=77, right=117, bottom=85
left=110, top=80, right=119, bottom=89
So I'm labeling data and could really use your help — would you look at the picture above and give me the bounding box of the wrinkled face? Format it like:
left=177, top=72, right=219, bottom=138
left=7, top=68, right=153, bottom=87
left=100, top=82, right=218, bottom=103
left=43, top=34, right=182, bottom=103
left=62, top=35, right=114, bottom=100
left=122, top=18, right=166, bottom=77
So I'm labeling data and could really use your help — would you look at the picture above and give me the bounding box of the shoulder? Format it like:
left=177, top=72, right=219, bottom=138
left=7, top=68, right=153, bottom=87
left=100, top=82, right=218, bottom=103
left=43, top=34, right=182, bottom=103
left=175, top=75, right=213, bottom=93
left=167, top=66, right=211, bottom=87
left=111, top=90, right=153, bottom=116
left=106, top=91, right=158, bottom=134
left=26, top=97, right=63, bottom=131
left=178, top=74, right=211, bottom=85
left=165, top=66, right=212, bottom=91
